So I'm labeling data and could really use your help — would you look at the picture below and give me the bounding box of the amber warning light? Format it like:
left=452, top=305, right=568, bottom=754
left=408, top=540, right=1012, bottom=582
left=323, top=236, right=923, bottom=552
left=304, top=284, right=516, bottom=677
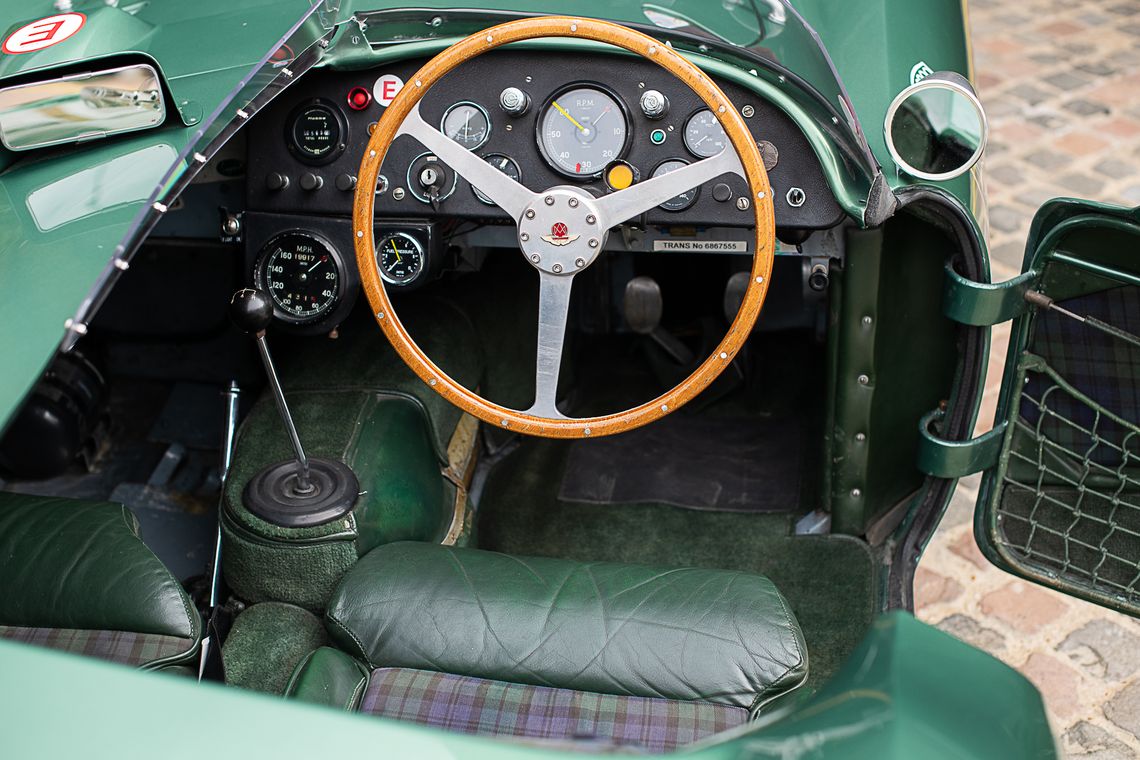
left=347, top=87, right=372, bottom=111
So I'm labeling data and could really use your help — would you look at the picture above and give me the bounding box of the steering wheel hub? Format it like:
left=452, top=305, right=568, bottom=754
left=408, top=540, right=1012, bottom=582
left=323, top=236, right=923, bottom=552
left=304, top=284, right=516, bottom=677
left=518, top=187, right=606, bottom=275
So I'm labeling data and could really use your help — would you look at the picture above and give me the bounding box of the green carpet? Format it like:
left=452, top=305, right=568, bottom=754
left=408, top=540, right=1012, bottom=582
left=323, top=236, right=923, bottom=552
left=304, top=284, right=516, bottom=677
left=222, top=602, right=328, bottom=695
left=476, top=439, right=875, bottom=694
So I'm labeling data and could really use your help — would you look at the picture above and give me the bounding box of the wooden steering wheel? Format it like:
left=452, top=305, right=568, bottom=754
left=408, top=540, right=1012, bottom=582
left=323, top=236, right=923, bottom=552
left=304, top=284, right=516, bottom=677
left=353, top=16, right=776, bottom=438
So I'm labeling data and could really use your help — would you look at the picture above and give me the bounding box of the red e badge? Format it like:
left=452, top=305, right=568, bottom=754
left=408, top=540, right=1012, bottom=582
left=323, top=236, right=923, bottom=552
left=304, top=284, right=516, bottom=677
left=3, top=13, right=86, bottom=55
left=373, top=74, right=404, bottom=107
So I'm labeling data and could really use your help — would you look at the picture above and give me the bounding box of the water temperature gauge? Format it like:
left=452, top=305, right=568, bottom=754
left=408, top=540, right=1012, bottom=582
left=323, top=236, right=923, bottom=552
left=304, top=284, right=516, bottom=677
left=377, top=231, right=427, bottom=286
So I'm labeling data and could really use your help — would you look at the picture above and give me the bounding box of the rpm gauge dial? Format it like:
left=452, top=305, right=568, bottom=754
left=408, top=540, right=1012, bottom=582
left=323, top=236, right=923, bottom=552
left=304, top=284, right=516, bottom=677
left=377, top=231, right=426, bottom=285
left=255, top=232, right=341, bottom=324
left=538, top=85, right=628, bottom=178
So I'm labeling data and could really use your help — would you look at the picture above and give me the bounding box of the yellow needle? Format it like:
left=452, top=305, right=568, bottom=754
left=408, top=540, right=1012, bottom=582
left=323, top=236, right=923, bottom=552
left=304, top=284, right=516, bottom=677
left=390, top=238, right=402, bottom=263
left=551, top=101, right=586, bottom=132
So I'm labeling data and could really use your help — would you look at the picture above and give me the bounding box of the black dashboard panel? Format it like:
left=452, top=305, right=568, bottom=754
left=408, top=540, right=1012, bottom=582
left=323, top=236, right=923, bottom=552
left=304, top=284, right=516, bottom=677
left=246, top=50, right=844, bottom=230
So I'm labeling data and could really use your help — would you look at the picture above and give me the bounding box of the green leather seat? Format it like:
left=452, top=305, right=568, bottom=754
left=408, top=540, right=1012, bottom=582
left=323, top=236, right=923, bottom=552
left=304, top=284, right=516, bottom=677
left=290, top=542, right=807, bottom=751
left=0, top=493, right=201, bottom=670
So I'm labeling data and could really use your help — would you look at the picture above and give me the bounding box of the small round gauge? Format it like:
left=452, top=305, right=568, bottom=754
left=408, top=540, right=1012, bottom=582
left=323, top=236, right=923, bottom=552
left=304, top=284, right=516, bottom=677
left=377, top=231, right=426, bottom=285
left=538, top=85, right=629, bottom=178
left=441, top=102, right=491, bottom=150
left=684, top=109, right=729, bottom=158
left=287, top=101, right=346, bottom=164
left=473, top=153, right=522, bottom=205
left=255, top=232, right=341, bottom=323
left=650, top=159, right=699, bottom=212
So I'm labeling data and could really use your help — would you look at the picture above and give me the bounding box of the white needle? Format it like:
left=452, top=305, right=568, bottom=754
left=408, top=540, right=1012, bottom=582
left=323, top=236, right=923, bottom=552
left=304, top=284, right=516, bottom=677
left=307, top=259, right=322, bottom=273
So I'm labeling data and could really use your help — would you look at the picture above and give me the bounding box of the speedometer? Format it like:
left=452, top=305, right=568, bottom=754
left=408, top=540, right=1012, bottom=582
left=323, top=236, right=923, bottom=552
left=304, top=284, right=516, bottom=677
left=254, top=232, right=341, bottom=324
left=537, top=85, right=628, bottom=178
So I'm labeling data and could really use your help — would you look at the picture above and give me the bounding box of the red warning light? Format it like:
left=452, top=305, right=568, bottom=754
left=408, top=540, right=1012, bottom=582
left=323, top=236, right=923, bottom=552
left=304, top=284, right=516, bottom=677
left=347, top=86, right=372, bottom=111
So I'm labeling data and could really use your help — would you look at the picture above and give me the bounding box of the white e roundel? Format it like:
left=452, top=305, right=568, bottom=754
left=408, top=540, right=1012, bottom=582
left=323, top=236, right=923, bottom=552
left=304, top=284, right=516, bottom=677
left=3, top=13, right=86, bottom=55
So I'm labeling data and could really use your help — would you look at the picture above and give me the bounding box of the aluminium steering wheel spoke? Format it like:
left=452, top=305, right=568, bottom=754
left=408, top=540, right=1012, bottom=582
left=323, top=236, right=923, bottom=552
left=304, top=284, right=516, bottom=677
left=594, top=148, right=744, bottom=227
left=397, top=104, right=535, bottom=220
left=523, top=270, right=576, bottom=420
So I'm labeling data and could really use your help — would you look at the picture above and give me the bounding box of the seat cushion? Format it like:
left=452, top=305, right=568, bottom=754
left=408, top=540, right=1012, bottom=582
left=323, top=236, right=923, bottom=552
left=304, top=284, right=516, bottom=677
left=360, top=667, right=747, bottom=752
left=0, top=493, right=200, bottom=668
left=326, top=542, right=807, bottom=711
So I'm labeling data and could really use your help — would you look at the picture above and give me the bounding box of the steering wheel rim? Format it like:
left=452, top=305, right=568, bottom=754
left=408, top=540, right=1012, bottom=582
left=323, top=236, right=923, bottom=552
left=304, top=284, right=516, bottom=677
left=353, top=15, right=776, bottom=439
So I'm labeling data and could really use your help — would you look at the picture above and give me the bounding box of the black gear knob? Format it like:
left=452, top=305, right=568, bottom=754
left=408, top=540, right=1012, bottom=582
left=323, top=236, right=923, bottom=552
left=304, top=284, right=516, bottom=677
left=230, top=288, right=273, bottom=334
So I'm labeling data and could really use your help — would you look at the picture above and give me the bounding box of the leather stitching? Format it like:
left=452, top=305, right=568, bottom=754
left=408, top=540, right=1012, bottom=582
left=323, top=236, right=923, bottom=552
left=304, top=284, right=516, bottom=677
left=326, top=613, right=373, bottom=669
left=346, top=670, right=368, bottom=711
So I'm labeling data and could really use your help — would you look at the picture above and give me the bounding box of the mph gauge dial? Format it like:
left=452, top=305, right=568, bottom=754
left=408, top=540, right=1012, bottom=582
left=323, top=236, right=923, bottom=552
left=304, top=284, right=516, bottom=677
left=538, top=85, right=628, bottom=178
left=377, top=231, right=426, bottom=285
left=255, top=232, right=341, bottom=323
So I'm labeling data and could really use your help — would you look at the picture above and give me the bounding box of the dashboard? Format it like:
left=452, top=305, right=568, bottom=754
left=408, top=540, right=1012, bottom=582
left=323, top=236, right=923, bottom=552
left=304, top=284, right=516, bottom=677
left=243, top=50, right=845, bottom=331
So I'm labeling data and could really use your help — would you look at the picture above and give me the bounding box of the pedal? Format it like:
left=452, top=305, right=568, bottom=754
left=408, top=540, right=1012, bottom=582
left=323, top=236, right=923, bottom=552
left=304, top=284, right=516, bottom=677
left=623, top=276, right=694, bottom=365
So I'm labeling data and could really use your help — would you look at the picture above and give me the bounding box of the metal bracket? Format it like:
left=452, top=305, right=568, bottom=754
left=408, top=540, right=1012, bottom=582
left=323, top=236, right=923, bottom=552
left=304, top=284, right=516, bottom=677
left=917, top=408, right=1008, bottom=478
left=942, top=263, right=1039, bottom=326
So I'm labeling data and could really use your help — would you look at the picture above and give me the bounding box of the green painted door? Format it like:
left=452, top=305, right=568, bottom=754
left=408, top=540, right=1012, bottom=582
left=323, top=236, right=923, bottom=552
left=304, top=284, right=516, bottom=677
left=965, top=200, right=1140, bottom=616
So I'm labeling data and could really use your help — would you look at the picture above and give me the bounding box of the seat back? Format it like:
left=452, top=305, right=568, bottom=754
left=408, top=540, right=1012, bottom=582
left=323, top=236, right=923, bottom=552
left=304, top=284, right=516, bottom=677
left=0, top=493, right=200, bottom=669
left=325, top=542, right=807, bottom=712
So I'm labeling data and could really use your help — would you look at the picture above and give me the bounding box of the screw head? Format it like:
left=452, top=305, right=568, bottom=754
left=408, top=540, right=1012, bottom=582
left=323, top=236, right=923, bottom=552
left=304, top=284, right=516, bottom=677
left=742, top=104, right=755, bottom=118
left=736, top=197, right=751, bottom=211
left=588, top=239, right=599, bottom=248
left=586, top=214, right=596, bottom=224
left=544, top=196, right=555, bottom=206
left=520, top=232, right=530, bottom=241
left=552, top=263, right=563, bottom=273
left=392, top=187, right=405, bottom=201
left=530, top=254, right=540, bottom=263
left=568, top=198, right=579, bottom=208
left=575, top=257, right=585, bottom=268
left=525, top=209, right=535, bottom=219
left=857, top=374, right=870, bottom=386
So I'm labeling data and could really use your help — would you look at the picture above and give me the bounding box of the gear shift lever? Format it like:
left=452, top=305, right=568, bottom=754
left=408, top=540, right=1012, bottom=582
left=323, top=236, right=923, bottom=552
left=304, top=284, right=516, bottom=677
left=229, top=289, right=358, bottom=527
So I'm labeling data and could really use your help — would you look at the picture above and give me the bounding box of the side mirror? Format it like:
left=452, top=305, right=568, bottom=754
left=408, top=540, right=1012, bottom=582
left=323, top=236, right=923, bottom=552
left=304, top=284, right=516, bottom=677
left=884, top=71, right=987, bottom=181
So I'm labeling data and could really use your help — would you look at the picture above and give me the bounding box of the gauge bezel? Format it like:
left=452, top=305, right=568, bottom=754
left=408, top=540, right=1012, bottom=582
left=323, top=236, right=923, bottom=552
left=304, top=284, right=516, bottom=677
left=649, top=158, right=700, bottom=212
left=285, top=98, right=348, bottom=165
left=254, top=229, right=345, bottom=325
left=682, top=107, right=729, bottom=160
left=406, top=151, right=459, bottom=204
left=535, top=81, right=632, bottom=180
left=376, top=230, right=428, bottom=286
left=472, top=153, right=522, bottom=205
left=440, top=101, right=492, bottom=151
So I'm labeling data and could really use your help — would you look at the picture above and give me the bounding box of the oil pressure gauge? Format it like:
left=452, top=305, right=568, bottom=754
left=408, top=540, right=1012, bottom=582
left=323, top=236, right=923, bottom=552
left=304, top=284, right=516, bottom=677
left=254, top=231, right=342, bottom=324
left=377, top=231, right=426, bottom=285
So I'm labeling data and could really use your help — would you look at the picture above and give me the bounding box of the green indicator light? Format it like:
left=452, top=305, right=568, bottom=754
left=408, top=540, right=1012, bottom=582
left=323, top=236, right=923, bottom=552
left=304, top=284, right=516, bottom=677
left=650, top=129, right=666, bottom=145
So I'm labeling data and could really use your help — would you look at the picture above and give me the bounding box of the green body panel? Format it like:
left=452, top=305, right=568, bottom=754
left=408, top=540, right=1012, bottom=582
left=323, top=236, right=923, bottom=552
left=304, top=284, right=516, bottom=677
left=0, top=492, right=198, bottom=640
left=827, top=216, right=961, bottom=535
left=975, top=199, right=1140, bottom=616
left=0, top=1, right=315, bottom=125
left=0, top=611, right=1054, bottom=759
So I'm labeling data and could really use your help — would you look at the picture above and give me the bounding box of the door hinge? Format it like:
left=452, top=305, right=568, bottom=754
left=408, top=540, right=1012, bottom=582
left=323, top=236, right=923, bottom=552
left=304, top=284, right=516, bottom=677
left=917, top=408, right=1008, bottom=478
left=943, top=263, right=1039, bottom=326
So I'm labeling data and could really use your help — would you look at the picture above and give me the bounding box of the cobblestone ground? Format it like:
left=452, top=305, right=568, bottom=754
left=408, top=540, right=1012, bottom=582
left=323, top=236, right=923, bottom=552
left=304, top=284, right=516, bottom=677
left=915, top=0, right=1140, bottom=755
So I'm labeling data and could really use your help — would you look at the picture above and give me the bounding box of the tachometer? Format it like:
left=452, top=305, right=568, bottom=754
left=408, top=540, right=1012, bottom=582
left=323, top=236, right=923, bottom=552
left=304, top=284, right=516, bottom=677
left=255, top=232, right=341, bottom=323
left=684, top=109, right=728, bottom=158
left=538, top=85, right=628, bottom=178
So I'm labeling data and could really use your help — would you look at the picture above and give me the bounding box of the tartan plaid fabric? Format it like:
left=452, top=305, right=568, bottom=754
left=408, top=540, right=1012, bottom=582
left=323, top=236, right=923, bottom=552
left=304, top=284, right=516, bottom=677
left=360, top=667, right=747, bottom=752
left=0, top=625, right=193, bottom=667
left=1024, top=285, right=1140, bottom=467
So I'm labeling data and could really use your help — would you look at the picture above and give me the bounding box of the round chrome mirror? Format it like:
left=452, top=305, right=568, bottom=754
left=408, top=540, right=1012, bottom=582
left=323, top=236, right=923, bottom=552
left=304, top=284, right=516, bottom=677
left=884, top=71, right=987, bottom=181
